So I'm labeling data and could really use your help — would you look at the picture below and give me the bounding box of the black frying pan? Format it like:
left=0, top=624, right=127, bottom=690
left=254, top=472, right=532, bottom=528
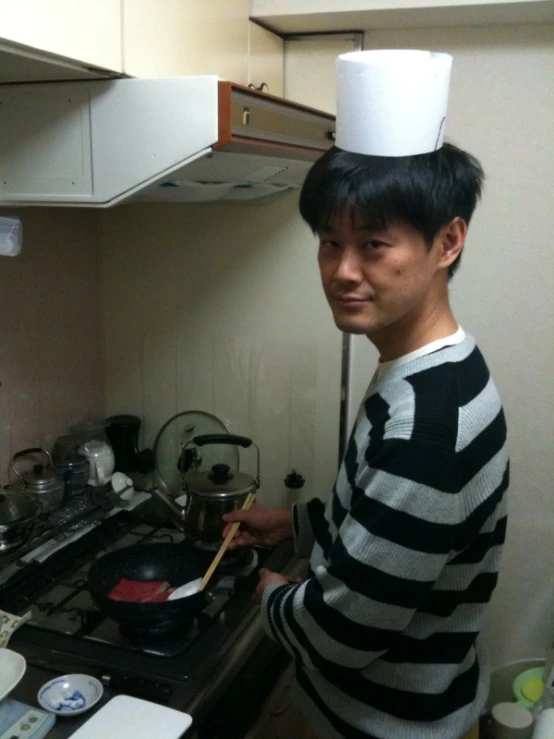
left=88, top=543, right=216, bottom=633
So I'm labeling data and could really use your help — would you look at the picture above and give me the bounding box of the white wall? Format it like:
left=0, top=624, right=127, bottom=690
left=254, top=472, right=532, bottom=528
left=100, top=197, right=342, bottom=507
left=284, top=34, right=359, bottom=113
left=348, top=24, right=554, bottom=667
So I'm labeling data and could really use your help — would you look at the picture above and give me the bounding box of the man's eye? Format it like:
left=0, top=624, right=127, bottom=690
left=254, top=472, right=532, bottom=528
left=319, top=240, right=339, bottom=249
left=364, top=240, right=385, bottom=249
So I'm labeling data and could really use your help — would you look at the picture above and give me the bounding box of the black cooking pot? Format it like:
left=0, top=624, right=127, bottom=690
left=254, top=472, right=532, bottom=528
left=88, top=543, right=216, bottom=633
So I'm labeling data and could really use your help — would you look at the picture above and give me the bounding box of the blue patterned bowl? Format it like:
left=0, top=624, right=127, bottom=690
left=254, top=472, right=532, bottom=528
left=38, top=674, right=103, bottom=716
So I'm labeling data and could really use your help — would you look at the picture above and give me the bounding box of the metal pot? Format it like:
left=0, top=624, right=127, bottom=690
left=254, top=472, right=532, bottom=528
left=10, top=448, right=65, bottom=515
left=0, top=490, right=41, bottom=552
left=151, top=434, right=259, bottom=543
left=54, top=454, right=89, bottom=497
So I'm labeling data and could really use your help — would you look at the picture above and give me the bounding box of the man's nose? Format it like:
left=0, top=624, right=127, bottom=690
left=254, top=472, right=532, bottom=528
left=334, top=247, right=363, bottom=284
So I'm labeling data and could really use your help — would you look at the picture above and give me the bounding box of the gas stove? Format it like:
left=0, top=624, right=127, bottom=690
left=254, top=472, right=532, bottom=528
left=13, top=526, right=256, bottom=658
left=0, top=495, right=296, bottom=732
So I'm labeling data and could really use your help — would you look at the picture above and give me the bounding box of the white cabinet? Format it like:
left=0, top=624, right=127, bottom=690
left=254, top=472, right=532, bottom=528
left=250, top=0, right=554, bottom=32
left=0, top=1, right=285, bottom=93
left=123, top=2, right=284, bottom=95
left=0, top=0, right=123, bottom=72
left=0, top=2, right=285, bottom=93
left=123, top=0, right=250, bottom=83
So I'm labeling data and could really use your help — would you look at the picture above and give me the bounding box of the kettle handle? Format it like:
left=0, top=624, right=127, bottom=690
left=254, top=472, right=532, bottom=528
left=10, top=447, right=54, bottom=479
left=190, top=435, right=260, bottom=486
left=192, top=434, right=252, bottom=448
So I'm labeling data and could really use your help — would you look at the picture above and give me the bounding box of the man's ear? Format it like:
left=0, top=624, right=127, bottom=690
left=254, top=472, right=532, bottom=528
left=435, top=217, right=467, bottom=270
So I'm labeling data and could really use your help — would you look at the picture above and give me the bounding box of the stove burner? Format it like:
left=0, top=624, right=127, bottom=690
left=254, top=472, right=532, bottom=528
left=219, top=548, right=255, bottom=573
left=193, top=542, right=255, bottom=573
left=111, top=616, right=202, bottom=658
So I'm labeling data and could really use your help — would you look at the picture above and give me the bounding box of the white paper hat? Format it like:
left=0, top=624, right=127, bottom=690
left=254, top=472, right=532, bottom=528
left=336, top=49, right=453, bottom=157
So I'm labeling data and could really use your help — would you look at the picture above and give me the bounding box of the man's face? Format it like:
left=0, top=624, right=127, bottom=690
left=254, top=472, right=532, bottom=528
left=317, top=212, right=446, bottom=337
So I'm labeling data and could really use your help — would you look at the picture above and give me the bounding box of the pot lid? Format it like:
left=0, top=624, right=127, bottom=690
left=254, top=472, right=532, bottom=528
left=0, top=491, right=40, bottom=525
left=153, top=410, right=239, bottom=495
left=185, top=464, right=256, bottom=499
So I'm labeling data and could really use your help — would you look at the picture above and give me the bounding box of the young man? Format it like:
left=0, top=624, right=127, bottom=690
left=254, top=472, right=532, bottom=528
left=224, top=55, right=509, bottom=739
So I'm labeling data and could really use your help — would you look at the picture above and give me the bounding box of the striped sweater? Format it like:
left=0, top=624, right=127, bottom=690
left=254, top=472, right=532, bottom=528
left=261, top=334, right=509, bottom=738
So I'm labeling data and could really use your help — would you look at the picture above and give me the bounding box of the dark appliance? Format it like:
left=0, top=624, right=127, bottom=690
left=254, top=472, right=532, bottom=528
left=105, top=415, right=141, bottom=473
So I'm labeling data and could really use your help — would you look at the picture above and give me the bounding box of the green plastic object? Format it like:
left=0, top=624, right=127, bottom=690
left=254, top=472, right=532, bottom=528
left=513, top=667, right=545, bottom=708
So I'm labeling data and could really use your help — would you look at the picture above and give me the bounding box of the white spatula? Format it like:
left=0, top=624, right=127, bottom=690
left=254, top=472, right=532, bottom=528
left=167, top=577, right=203, bottom=601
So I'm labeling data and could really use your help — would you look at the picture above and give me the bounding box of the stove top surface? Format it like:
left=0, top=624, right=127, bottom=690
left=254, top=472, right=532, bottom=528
left=0, top=498, right=291, bottom=683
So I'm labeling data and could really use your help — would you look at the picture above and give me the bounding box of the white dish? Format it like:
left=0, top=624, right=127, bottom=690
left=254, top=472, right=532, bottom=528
left=66, top=695, right=192, bottom=739
left=0, top=648, right=26, bottom=702
left=38, top=674, right=103, bottom=716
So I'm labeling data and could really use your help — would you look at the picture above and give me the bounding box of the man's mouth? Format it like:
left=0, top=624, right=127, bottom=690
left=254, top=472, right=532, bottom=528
left=334, top=294, right=372, bottom=306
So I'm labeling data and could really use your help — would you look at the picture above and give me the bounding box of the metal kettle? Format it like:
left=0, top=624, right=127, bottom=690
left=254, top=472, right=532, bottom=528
left=10, top=447, right=65, bottom=515
left=151, top=434, right=259, bottom=543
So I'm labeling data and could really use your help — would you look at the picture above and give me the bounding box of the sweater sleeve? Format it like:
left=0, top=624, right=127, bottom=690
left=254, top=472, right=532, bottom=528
left=261, top=439, right=461, bottom=673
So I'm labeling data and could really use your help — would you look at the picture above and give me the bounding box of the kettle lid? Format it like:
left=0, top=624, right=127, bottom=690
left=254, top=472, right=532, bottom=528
left=185, top=463, right=257, bottom=499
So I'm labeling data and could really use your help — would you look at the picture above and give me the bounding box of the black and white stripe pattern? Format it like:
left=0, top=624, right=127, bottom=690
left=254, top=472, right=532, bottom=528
left=261, top=335, right=509, bottom=738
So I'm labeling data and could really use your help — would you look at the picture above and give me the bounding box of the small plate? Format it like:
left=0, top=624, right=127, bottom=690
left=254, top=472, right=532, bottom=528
left=38, top=674, right=103, bottom=716
left=0, top=648, right=26, bottom=702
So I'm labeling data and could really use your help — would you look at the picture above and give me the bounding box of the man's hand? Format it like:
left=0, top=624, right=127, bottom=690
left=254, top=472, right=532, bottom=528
left=221, top=505, right=293, bottom=549
left=253, top=567, right=302, bottom=603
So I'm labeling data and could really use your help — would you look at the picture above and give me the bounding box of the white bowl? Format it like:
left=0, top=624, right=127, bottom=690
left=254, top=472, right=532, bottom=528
left=0, top=648, right=26, bottom=702
left=38, top=674, right=103, bottom=716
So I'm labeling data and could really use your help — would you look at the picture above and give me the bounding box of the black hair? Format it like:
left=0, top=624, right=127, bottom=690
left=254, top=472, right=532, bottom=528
left=299, top=142, right=484, bottom=278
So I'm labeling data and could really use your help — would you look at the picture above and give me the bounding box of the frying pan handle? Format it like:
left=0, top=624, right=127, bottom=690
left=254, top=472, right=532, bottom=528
left=193, top=434, right=252, bottom=448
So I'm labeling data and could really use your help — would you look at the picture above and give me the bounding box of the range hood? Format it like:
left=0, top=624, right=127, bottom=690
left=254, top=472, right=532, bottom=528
left=0, top=77, right=335, bottom=207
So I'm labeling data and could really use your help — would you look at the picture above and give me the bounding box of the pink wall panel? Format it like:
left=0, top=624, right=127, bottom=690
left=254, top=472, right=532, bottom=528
left=0, top=208, right=104, bottom=484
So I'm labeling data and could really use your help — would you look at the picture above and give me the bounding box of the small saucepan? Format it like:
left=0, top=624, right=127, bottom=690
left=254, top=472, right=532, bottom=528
left=88, top=543, right=217, bottom=633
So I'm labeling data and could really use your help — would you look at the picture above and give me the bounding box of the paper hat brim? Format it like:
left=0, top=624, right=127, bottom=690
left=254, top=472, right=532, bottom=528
left=336, top=50, right=453, bottom=157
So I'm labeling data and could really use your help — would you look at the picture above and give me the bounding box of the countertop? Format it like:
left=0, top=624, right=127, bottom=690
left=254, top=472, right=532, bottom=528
left=10, top=664, right=120, bottom=739
left=9, top=603, right=265, bottom=738
left=9, top=613, right=264, bottom=738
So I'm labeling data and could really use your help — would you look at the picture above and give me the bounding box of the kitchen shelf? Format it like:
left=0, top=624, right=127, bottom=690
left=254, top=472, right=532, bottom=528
left=250, top=0, right=554, bottom=33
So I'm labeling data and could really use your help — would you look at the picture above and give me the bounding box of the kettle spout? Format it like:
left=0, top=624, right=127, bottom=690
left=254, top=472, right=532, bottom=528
left=150, top=487, right=187, bottom=530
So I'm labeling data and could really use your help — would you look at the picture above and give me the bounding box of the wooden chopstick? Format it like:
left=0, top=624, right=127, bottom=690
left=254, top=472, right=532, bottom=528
left=200, top=492, right=256, bottom=591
